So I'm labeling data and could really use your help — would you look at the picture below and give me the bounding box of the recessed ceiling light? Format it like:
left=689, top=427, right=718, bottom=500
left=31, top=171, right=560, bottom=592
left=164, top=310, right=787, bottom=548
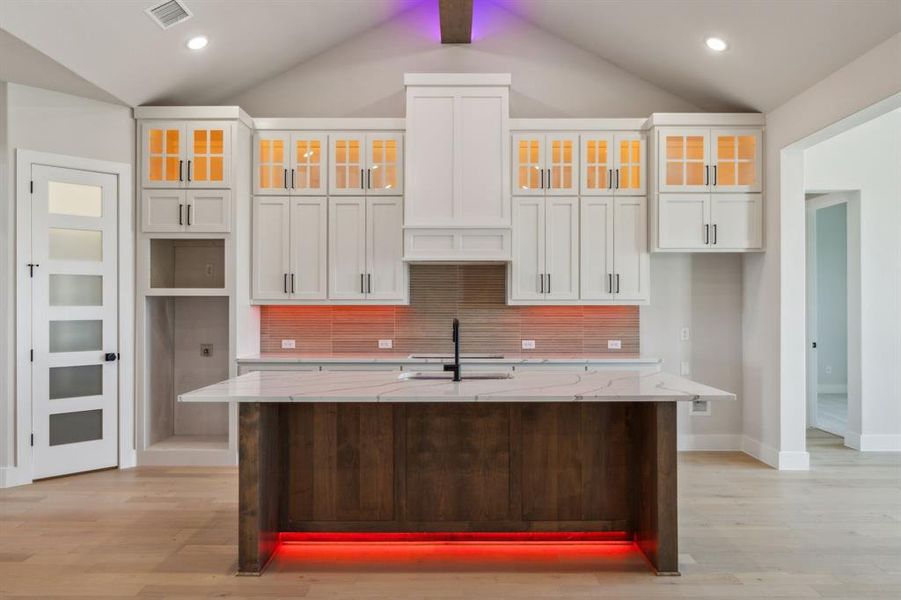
left=187, top=35, right=208, bottom=50
left=705, top=37, right=728, bottom=52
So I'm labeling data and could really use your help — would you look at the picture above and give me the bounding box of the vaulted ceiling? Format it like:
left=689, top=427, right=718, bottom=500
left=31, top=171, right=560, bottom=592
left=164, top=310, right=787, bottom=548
left=0, top=0, right=899, bottom=112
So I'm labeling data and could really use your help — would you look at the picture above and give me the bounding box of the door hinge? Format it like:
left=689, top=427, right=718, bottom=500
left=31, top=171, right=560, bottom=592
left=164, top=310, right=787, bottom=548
left=30, top=180, right=34, bottom=194
left=30, top=434, right=34, bottom=447
left=30, top=349, right=33, bottom=362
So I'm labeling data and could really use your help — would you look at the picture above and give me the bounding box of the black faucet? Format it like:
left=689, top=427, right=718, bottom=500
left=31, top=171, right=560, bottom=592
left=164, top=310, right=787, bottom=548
left=443, top=318, right=461, bottom=381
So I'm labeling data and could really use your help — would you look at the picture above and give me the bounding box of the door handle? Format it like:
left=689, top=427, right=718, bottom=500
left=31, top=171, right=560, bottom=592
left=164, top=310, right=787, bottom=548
left=547, top=273, right=551, bottom=294
left=616, top=168, right=620, bottom=189
left=608, top=169, right=613, bottom=190
left=713, top=165, right=717, bottom=186
left=360, top=169, right=364, bottom=189
left=367, top=168, right=371, bottom=189
left=187, top=204, right=192, bottom=226
left=284, top=169, right=288, bottom=189
left=104, top=353, right=118, bottom=362
left=291, top=273, right=295, bottom=294
left=547, top=168, right=551, bottom=189
left=713, top=224, right=718, bottom=245
left=187, top=160, right=192, bottom=182
left=704, top=224, right=709, bottom=244
left=540, top=169, right=544, bottom=190
left=178, top=204, right=183, bottom=226
left=360, top=273, right=365, bottom=294
left=616, top=274, right=620, bottom=294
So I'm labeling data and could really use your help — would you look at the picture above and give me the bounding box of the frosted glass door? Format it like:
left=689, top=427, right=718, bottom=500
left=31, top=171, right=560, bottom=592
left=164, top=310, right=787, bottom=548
left=366, top=133, right=404, bottom=196
left=512, top=134, right=545, bottom=195
left=290, top=133, right=327, bottom=195
left=711, top=129, right=762, bottom=193
left=254, top=132, right=290, bottom=195
left=329, top=134, right=366, bottom=195
left=658, top=129, right=710, bottom=193
left=545, top=134, right=578, bottom=196
left=142, top=122, right=184, bottom=188
left=580, top=134, right=614, bottom=195
left=186, top=122, right=230, bottom=188
left=31, top=165, right=118, bottom=479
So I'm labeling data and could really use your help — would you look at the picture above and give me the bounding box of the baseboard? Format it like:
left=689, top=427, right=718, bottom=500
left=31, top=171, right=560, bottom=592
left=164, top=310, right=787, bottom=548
left=678, top=433, right=742, bottom=451
left=844, top=431, right=862, bottom=450
left=817, top=384, right=847, bottom=394
left=856, top=433, right=901, bottom=452
left=777, top=450, right=810, bottom=470
left=740, top=435, right=779, bottom=469
left=0, top=465, right=32, bottom=488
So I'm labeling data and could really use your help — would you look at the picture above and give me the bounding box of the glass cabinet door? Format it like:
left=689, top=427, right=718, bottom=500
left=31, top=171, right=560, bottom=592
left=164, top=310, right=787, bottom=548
left=513, top=134, right=545, bottom=195
left=711, top=129, right=761, bottom=192
left=614, top=133, right=646, bottom=196
left=329, top=134, right=366, bottom=195
left=143, top=122, right=184, bottom=188
left=365, top=133, right=403, bottom=196
left=289, top=133, right=327, bottom=195
left=658, top=128, right=710, bottom=193
left=186, top=123, right=229, bottom=188
left=545, top=134, right=578, bottom=196
left=254, top=132, right=290, bottom=195
left=580, top=134, right=614, bottom=195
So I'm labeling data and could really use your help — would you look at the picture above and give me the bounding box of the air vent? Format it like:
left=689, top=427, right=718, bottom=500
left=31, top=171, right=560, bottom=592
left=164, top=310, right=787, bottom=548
left=145, top=0, right=192, bottom=30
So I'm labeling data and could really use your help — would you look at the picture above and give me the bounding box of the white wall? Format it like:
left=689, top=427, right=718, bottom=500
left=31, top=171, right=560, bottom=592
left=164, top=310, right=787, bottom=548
left=804, top=109, right=901, bottom=450
left=0, top=83, right=133, bottom=475
left=744, top=33, right=901, bottom=468
left=814, top=202, right=848, bottom=390
left=229, top=0, right=698, bottom=118
left=641, top=254, right=744, bottom=450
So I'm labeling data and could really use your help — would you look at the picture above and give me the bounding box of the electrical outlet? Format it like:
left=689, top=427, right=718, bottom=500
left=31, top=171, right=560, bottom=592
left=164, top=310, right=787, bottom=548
left=690, top=399, right=711, bottom=416
left=521, top=340, right=536, bottom=350
left=200, top=344, right=213, bottom=357
left=681, top=361, right=690, bottom=376
left=205, top=263, right=214, bottom=277
left=281, top=339, right=296, bottom=349
left=825, top=365, right=832, bottom=375
left=680, top=327, right=690, bottom=341
left=607, top=339, right=622, bottom=350
left=378, top=339, right=393, bottom=349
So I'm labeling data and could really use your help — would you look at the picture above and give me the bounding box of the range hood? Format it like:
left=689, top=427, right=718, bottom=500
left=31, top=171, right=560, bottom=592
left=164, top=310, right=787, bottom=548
left=403, top=74, right=512, bottom=262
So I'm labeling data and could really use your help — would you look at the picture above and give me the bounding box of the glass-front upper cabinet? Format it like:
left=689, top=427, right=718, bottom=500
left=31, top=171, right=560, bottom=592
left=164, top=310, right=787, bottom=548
left=143, top=122, right=184, bottom=188
left=580, top=133, right=645, bottom=196
left=329, top=133, right=403, bottom=196
left=513, top=133, right=578, bottom=196
left=254, top=132, right=327, bottom=195
left=614, top=133, right=646, bottom=195
left=142, top=121, right=230, bottom=189
left=580, top=134, right=613, bottom=195
left=186, top=123, right=229, bottom=188
left=658, top=128, right=761, bottom=193
left=291, top=134, right=327, bottom=194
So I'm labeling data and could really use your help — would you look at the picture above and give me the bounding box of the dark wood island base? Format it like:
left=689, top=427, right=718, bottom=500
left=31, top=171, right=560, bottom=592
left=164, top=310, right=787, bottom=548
left=238, top=401, right=677, bottom=576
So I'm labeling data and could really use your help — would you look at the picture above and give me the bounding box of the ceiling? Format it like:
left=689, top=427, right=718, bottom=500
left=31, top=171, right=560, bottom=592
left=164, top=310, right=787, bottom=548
left=0, top=0, right=899, bottom=112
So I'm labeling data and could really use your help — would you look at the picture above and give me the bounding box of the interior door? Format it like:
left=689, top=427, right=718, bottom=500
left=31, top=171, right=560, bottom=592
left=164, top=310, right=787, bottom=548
left=365, top=197, right=405, bottom=300
left=545, top=134, right=578, bottom=196
left=544, top=197, right=579, bottom=300
left=253, top=132, right=290, bottom=195
left=328, top=197, right=366, bottom=299
left=512, top=134, right=545, bottom=195
left=366, top=133, right=404, bottom=196
left=186, top=122, right=230, bottom=188
left=329, top=134, right=366, bottom=195
left=31, top=165, right=118, bottom=479
left=711, top=129, right=762, bottom=193
left=252, top=197, right=291, bottom=299
left=612, top=197, right=649, bottom=302
left=580, top=133, right=614, bottom=195
left=709, top=193, right=763, bottom=249
left=142, top=122, right=184, bottom=188
left=511, top=198, right=545, bottom=301
left=614, top=133, right=646, bottom=196
left=290, top=197, right=328, bottom=300
left=290, top=133, right=327, bottom=195
left=657, top=193, right=709, bottom=249
left=579, top=197, right=614, bottom=300
left=657, top=128, right=710, bottom=193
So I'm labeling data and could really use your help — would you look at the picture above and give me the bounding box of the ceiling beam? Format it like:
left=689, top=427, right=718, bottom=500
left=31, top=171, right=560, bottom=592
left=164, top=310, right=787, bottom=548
left=439, top=0, right=473, bottom=44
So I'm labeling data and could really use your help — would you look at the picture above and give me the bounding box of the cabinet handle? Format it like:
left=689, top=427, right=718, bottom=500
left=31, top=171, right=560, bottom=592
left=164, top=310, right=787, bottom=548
left=360, top=169, right=364, bottom=189
left=284, top=169, right=288, bottom=189
left=704, top=224, right=710, bottom=245
left=367, top=168, right=371, bottom=189
left=713, top=165, right=717, bottom=186
left=187, top=204, right=192, bottom=226
left=616, top=274, right=620, bottom=294
left=713, top=224, right=718, bottom=245
left=547, top=273, right=551, bottom=294
left=187, top=160, right=192, bottom=182
left=284, top=273, right=288, bottom=294
left=178, top=204, right=183, bottom=226
left=616, top=168, right=620, bottom=189
left=608, top=169, right=613, bottom=190
left=547, top=168, right=551, bottom=189
left=539, top=273, right=544, bottom=293
left=367, top=273, right=372, bottom=294
left=540, top=169, right=544, bottom=190
left=291, top=169, right=295, bottom=189
left=360, top=273, right=365, bottom=294
left=291, top=273, right=295, bottom=294
left=705, top=165, right=709, bottom=186
left=608, top=273, right=613, bottom=294
left=179, top=160, right=183, bottom=182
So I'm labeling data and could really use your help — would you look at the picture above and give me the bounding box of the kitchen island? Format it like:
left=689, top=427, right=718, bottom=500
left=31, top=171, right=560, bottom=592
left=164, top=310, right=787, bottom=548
left=180, top=368, right=734, bottom=576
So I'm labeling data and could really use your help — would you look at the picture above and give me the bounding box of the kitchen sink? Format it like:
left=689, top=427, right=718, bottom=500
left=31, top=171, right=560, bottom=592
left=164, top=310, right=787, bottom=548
left=399, top=371, right=513, bottom=380
left=407, top=353, right=505, bottom=359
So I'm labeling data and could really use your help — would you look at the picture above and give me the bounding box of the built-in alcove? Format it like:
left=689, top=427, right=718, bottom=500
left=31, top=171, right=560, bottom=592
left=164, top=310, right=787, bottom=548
left=150, top=239, right=225, bottom=289
left=145, top=296, right=230, bottom=449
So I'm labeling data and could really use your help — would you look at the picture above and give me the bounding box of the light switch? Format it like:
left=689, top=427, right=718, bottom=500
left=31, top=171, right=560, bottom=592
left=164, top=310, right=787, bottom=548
left=521, top=340, right=536, bottom=350
left=607, top=339, right=622, bottom=350
left=281, top=339, right=296, bottom=349
left=378, top=339, right=393, bottom=349
left=680, top=328, right=690, bottom=341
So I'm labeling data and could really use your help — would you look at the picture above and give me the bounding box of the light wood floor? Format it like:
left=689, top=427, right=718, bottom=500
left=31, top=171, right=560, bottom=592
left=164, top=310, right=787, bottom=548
left=1, top=430, right=899, bottom=599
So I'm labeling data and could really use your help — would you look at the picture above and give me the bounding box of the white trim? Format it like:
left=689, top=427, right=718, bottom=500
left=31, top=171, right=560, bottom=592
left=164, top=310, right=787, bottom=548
left=404, top=73, right=511, bottom=86
left=134, top=105, right=253, bottom=129
left=509, top=118, right=647, bottom=131
left=252, top=118, right=405, bottom=131
left=778, top=451, right=811, bottom=470
left=740, top=435, right=780, bottom=468
left=850, top=434, right=901, bottom=452
left=646, top=112, right=765, bottom=127
left=677, top=434, right=741, bottom=451
left=11, top=150, right=134, bottom=487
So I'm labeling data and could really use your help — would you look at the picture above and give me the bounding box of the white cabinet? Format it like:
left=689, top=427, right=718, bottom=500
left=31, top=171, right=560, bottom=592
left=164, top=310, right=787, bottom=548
left=512, top=133, right=579, bottom=196
left=580, top=197, right=649, bottom=303
left=253, top=131, right=327, bottom=195
left=709, top=194, right=763, bottom=249
left=252, top=197, right=328, bottom=301
left=658, top=193, right=762, bottom=250
left=658, top=127, right=761, bottom=193
left=329, top=133, right=403, bottom=196
left=142, top=190, right=230, bottom=233
left=580, top=132, right=646, bottom=196
left=511, top=197, right=579, bottom=301
left=142, top=121, right=231, bottom=189
left=329, top=197, right=405, bottom=301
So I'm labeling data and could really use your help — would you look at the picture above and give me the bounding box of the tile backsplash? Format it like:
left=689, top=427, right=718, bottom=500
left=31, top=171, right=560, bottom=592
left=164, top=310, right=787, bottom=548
left=260, top=265, right=639, bottom=354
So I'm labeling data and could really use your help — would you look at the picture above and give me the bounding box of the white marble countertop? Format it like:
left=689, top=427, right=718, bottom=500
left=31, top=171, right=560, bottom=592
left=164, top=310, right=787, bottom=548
left=236, top=352, right=661, bottom=365
left=180, top=368, right=735, bottom=404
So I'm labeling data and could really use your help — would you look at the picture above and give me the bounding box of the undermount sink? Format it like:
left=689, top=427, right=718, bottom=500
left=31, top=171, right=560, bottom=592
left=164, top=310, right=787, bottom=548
left=407, top=353, right=505, bottom=359
left=399, top=371, right=513, bottom=381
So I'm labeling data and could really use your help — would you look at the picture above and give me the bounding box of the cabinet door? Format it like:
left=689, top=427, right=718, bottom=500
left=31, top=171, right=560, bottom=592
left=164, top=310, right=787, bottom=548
left=711, top=129, right=762, bottom=193
left=366, top=133, right=403, bottom=196
left=142, top=122, right=184, bottom=188
left=613, top=197, right=649, bottom=302
left=657, top=193, right=709, bottom=249
left=658, top=128, right=710, bottom=193
left=614, top=133, right=646, bottom=196
left=580, top=197, right=614, bottom=300
left=329, top=134, right=366, bottom=195
left=186, top=122, right=230, bottom=188
left=366, top=197, right=405, bottom=301
left=328, top=197, right=366, bottom=299
left=580, top=133, right=614, bottom=196
left=289, top=133, right=327, bottom=195
left=511, top=198, right=546, bottom=301
left=512, top=134, right=545, bottom=195
left=142, top=190, right=185, bottom=232
left=253, top=132, right=290, bottom=195
left=709, top=193, right=762, bottom=249
left=186, top=190, right=230, bottom=233
left=289, top=198, right=328, bottom=300
left=544, top=197, right=580, bottom=300
left=252, top=197, right=291, bottom=300
left=545, top=134, right=578, bottom=196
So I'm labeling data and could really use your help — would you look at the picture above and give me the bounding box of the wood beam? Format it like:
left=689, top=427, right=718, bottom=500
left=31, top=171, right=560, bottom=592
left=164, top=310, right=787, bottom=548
left=439, top=0, right=473, bottom=44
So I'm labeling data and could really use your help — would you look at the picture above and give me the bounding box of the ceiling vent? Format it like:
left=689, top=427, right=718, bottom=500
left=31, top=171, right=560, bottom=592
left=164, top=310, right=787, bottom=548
left=145, top=0, right=193, bottom=30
